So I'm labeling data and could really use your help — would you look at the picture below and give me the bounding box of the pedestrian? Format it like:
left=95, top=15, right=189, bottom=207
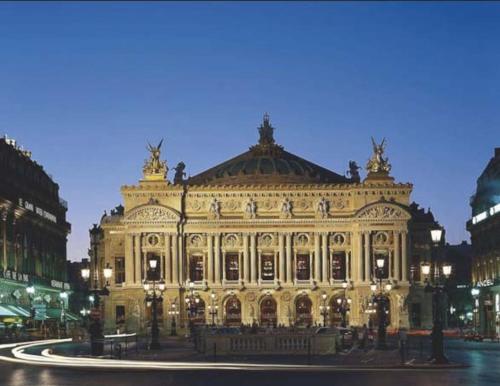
left=398, top=327, right=408, bottom=364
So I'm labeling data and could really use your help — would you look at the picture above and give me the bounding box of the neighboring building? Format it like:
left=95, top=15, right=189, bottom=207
left=467, top=147, right=500, bottom=338
left=92, top=115, right=420, bottom=333
left=67, top=259, right=90, bottom=316
left=406, top=203, right=442, bottom=329
left=443, top=241, right=473, bottom=328
left=0, top=135, right=74, bottom=329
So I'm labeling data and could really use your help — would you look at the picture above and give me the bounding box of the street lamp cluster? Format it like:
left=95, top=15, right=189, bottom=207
left=420, top=227, right=453, bottom=364
left=370, top=256, right=392, bottom=350
left=207, top=292, right=218, bottom=326
left=143, top=258, right=166, bottom=350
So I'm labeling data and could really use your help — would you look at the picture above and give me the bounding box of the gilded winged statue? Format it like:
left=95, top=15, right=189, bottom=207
left=143, top=139, right=168, bottom=180
left=366, top=137, right=391, bottom=174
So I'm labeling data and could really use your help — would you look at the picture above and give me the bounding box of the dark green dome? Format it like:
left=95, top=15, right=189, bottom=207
left=187, top=115, right=352, bottom=186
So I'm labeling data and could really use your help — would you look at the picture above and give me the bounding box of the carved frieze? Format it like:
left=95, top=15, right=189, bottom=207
left=124, top=205, right=180, bottom=224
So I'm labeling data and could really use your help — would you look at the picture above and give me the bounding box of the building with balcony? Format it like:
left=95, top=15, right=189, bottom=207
left=467, top=147, right=500, bottom=338
left=0, top=135, right=74, bottom=332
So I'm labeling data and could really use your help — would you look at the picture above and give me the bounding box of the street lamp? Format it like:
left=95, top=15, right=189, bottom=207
left=185, top=281, right=200, bottom=337
left=319, top=293, right=329, bottom=327
left=335, top=280, right=351, bottom=328
left=421, top=227, right=451, bottom=364
left=143, top=258, right=165, bottom=350
left=207, top=292, right=218, bottom=326
left=471, top=288, right=480, bottom=334
left=59, top=291, right=68, bottom=337
left=168, top=302, right=179, bottom=336
left=371, top=257, right=391, bottom=350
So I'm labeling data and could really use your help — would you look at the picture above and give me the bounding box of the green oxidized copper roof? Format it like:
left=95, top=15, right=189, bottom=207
left=187, top=114, right=353, bottom=186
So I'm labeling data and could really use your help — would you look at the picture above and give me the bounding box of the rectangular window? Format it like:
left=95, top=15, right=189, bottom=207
left=225, top=253, right=239, bottom=281
left=115, top=257, right=125, bottom=284
left=261, top=254, right=275, bottom=280
left=373, top=251, right=389, bottom=279
left=189, top=255, right=204, bottom=282
left=331, top=251, right=346, bottom=280
left=296, top=254, right=310, bottom=280
left=116, top=305, right=125, bottom=325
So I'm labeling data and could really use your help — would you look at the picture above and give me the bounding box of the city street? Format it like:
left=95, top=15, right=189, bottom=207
left=0, top=340, right=498, bottom=386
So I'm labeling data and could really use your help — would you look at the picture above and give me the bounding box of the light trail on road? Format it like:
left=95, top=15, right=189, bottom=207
left=0, top=339, right=462, bottom=372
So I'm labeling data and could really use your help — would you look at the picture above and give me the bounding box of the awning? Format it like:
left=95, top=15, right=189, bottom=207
left=45, top=308, right=80, bottom=321
left=0, top=304, right=31, bottom=318
left=0, top=305, right=17, bottom=317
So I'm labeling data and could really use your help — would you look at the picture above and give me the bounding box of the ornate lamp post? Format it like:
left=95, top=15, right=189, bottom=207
left=319, top=293, right=330, bottom=327
left=371, top=256, right=392, bottom=350
left=168, top=301, right=179, bottom=336
left=185, top=281, right=200, bottom=337
left=336, top=280, right=352, bottom=328
left=420, top=227, right=452, bottom=364
left=471, top=288, right=480, bottom=334
left=207, top=292, right=218, bottom=326
left=143, top=258, right=165, bottom=350
left=59, top=291, right=68, bottom=337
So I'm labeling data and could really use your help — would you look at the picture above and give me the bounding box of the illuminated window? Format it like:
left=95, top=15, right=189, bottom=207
left=225, top=253, right=239, bottom=281
left=114, top=257, right=125, bottom=284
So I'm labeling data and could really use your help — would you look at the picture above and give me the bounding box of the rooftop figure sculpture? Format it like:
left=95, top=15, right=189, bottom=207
left=143, top=139, right=168, bottom=181
left=366, top=137, right=391, bottom=174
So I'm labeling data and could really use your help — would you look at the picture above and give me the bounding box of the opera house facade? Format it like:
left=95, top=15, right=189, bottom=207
left=93, top=115, right=415, bottom=332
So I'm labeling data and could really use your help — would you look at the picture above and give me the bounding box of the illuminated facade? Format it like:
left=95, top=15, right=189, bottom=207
left=94, top=116, right=416, bottom=333
left=0, top=136, right=72, bottom=325
left=467, top=147, right=500, bottom=337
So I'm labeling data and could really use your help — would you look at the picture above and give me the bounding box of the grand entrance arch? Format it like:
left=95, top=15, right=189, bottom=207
left=260, top=296, right=277, bottom=327
left=188, top=298, right=206, bottom=326
left=329, top=296, right=350, bottom=327
left=295, top=295, right=312, bottom=327
left=369, top=295, right=391, bottom=329
left=224, top=296, right=242, bottom=326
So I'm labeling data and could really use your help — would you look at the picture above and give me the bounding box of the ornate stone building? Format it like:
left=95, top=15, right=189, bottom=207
left=94, top=116, right=415, bottom=332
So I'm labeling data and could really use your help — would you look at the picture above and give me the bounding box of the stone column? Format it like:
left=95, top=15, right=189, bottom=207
left=207, top=235, right=214, bottom=284
left=321, top=233, right=328, bottom=283
left=214, top=234, right=221, bottom=283
left=250, top=234, right=257, bottom=283
left=346, top=250, right=351, bottom=282
left=286, top=233, right=292, bottom=284
left=178, top=234, right=184, bottom=284
left=243, top=234, right=250, bottom=283
left=394, top=231, right=400, bottom=281
left=125, top=234, right=134, bottom=285
left=401, top=231, right=408, bottom=281
left=314, top=233, right=321, bottom=282
left=279, top=234, right=285, bottom=282
left=356, top=231, right=363, bottom=282
left=134, top=234, right=141, bottom=283
left=164, top=234, right=171, bottom=284
left=364, top=232, right=371, bottom=282
left=172, top=235, right=179, bottom=284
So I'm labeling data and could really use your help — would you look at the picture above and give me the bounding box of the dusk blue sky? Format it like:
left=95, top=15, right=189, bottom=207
left=0, top=2, right=499, bottom=261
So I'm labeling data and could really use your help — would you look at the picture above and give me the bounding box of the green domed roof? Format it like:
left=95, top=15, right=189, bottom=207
left=187, top=115, right=353, bottom=185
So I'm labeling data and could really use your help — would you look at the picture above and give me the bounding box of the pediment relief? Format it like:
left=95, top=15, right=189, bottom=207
left=124, top=204, right=180, bottom=224
left=356, top=203, right=411, bottom=221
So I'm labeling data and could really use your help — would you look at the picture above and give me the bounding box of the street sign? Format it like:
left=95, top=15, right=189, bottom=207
left=33, top=303, right=47, bottom=321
